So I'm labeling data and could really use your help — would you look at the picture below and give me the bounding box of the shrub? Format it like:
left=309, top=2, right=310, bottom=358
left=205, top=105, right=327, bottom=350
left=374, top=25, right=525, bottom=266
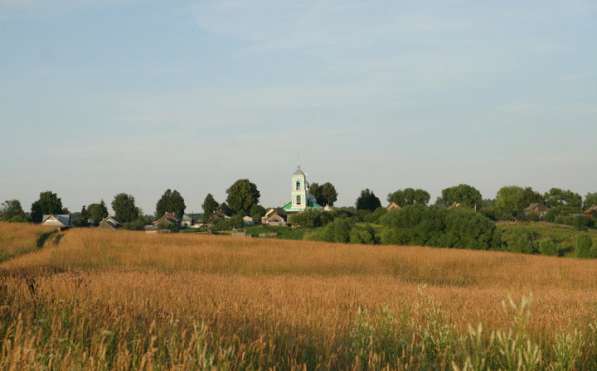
left=538, top=238, right=560, bottom=256
left=289, top=210, right=335, bottom=228
left=576, top=235, right=594, bottom=258
left=443, top=209, right=501, bottom=249
left=333, top=218, right=352, bottom=243
left=363, top=208, right=387, bottom=224
left=350, top=224, right=379, bottom=245
left=506, top=230, right=538, bottom=254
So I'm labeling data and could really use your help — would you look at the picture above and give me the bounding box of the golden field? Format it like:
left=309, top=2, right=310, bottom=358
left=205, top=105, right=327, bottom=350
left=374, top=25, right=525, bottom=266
left=2, top=223, right=597, bottom=370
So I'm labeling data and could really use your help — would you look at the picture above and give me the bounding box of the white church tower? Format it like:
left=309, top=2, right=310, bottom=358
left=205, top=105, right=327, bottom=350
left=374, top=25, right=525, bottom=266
left=291, top=166, right=308, bottom=212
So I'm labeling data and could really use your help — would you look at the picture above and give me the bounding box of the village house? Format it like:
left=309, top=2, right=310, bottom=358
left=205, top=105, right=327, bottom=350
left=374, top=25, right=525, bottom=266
left=41, top=214, right=72, bottom=229
left=387, top=202, right=401, bottom=211
left=525, top=203, right=550, bottom=218
left=153, top=212, right=179, bottom=229
left=261, top=208, right=287, bottom=226
left=585, top=205, right=597, bottom=218
left=99, top=216, right=121, bottom=230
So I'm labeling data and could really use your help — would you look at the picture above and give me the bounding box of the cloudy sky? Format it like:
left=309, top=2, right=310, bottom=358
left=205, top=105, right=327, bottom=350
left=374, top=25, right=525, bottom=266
left=1, top=0, right=596, bottom=213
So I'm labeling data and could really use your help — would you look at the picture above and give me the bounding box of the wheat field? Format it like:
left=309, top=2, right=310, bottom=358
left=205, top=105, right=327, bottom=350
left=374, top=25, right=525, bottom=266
left=2, top=223, right=597, bottom=370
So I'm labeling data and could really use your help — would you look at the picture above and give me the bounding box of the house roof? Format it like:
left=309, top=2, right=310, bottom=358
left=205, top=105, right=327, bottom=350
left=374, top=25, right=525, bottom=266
left=585, top=205, right=597, bottom=214
left=525, top=203, right=549, bottom=212
left=42, top=214, right=71, bottom=227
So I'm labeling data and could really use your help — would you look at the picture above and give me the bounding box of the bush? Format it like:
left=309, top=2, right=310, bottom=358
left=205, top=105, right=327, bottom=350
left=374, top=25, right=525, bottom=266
left=289, top=210, right=334, bottom=228
left=379, top=206, right=499, bottom=249
left=505, top=230, right=538, bottom=254
left=363, top=208, right=387, bottom=224
left=349, top=224, right=379, bottom=245
left=538, top=238, right=560, bottom=256
left=576, top=235, right=594, bottom=258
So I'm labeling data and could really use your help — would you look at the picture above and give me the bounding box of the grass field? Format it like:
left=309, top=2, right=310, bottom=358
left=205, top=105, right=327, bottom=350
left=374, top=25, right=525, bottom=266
left=2, top=223, right=597, bottom=369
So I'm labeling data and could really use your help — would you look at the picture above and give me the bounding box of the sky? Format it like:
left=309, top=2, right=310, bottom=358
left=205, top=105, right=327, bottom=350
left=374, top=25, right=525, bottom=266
left=1, top=0, right=596, bottom=214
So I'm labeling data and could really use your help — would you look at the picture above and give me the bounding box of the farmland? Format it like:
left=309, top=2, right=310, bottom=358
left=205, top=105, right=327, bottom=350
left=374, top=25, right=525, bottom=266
left=2, top=223, right=597, bottom=370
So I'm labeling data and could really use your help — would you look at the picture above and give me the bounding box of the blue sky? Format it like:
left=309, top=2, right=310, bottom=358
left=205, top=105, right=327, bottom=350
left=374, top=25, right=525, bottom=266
left=1, top=0, right=596, bottom=213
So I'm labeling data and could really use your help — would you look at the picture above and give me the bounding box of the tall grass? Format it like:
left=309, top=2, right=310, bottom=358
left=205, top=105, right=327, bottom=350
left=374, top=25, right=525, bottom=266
left=2, top=224, right=597, bottom=369
left=0, top=223, right=55, bottom=263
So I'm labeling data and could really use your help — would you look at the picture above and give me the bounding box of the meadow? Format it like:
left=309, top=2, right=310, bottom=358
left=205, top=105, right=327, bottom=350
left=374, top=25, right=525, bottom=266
left=2, top=223, right=597, bottom=370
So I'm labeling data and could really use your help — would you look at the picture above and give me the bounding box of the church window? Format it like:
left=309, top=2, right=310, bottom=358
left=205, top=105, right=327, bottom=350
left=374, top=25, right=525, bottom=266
left=296, top=195, right=301, bottom=205
left=296, top=181, right=301, bottom=191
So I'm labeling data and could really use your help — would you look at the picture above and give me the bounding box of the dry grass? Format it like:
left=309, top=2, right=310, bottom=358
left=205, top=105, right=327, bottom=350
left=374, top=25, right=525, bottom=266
left=2, top=224, right=597, bottom=369
left=0, top=223, right=54, bottom=262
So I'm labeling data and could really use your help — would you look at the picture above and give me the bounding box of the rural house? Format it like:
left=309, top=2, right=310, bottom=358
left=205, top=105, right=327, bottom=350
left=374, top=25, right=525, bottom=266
left=99, top=216, right=121, bottom=230
left=153, top=212, right=179, bottom=229
left=387, top=202, right=401, bottom=211
left=262, top=208, right=287, bottom=226
left=525, top=203, right=550, bottom=218
left=42, top=214, right=72, bottom=229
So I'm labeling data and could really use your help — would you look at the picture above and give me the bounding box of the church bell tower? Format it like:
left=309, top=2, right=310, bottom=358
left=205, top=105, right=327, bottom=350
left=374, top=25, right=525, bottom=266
left=291, top=166, right=308, bottom=212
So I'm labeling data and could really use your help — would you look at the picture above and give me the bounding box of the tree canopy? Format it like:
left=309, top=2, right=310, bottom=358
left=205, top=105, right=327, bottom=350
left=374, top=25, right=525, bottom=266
left=584, top=193, right=597, bottom=210
left=87, top=201, right=109, bottom=225
left=495, top=186, right=544, bottom=219
left=226, top=179, right=261, bottom=214
left=112, top=193, right=139, bottom=223
left=438, top=184, right=483, bottom=209
left=155, top=189, right=186, bottom=219
left=31, top=191, right=64, bottom=223
left=202, top=193, right=219, bottom=222
left=544, top=188, right=582, bottom=210
left=310, top=182, right=338, bottom=206
left=356, top=189, right=382, bottom=211
left=387, top=188, right=430, bottom=206
left=0, top=200, right=26, bottom=221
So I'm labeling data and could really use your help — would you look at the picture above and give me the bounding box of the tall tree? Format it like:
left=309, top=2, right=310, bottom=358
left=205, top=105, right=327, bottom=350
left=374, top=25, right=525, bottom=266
left=356, top=189, right=382, bottom=211
left=544, top=188, right=582, bottom=209
left=30, top=191, right=64, bottom=223
left=202, top=193, right=219, bottom=222
left=0, top=200, right=25, bottom=221
left=226, top=179, right=261, bottom=214
left=438, top=184, right=483, bottom=209
left=584, top=193, right=597, bottom=210
left=87, top=201, right=109, bottom=225
left=310, top=182, right=338, bottom=206
left=112, top=193, right=139, bottom=223
left=155, top=189, right=186, bottom=219
left=495, top=186, right=544, bottom=219
left=387, top=188, right=430, bottom=206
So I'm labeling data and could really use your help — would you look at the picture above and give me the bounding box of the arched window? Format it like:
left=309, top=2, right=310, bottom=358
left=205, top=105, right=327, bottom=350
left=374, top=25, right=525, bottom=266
left=296, top=181, right=301, bottom=191
left=296, top=195, right=301, bottom=205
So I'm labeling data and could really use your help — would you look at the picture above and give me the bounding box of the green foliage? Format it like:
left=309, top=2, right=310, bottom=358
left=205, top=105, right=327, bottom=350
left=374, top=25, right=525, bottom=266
left=122, top=216, right=151, bottom=231
left=585, top=192, right=597, bottom=209
left=0, top=199, right=25, bottom=221
left=349, top=224, right=379, bottom=244
left=379, top=206, right=500, bottom=249
left=310, top=182, right=338, bottom=207
left=438, top=184, right=483, bottom=209
left=576, top=234, right=594, bottom=258
left=202, top=194, right=219, bottom=222
left=356, top=189, right=381, bottom=211
left=249, top=205, right=266, bottom=223
left=387, top=188, right=430, bottom=206
left=31, top=191, right=64, bottom=223
left=226, top=179, right=261, bottom=214
left=288, top=209, right=333, bottom=228
left=538, top=238, right=560, bottom=256
left=87, top=201, right=109, bottom=225
left=111, top=193, right=140, bottom=224
left=495, top=186, right=544, bottom=220
left=503, top=229, right=539, bottom=253
left=544, top=188, right=582, bottom=210
left=155, top=189, right=186, bottom=219
left=363, top=207, right=387, bottom=223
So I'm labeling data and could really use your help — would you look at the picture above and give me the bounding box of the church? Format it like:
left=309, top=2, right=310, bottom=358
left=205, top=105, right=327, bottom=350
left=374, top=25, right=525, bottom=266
left=281, top=166, right=322, bottom=213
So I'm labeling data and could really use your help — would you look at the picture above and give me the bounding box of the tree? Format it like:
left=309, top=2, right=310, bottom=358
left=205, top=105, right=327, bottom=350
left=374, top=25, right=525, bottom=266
left=584, top=193, right=597, bottom=210
left=86, top=201, right=109, bottom=225
left=495, top=186, right=544, bottom=220
left=111, top=193, right=139, bottom=223
left=226, top=179, right=261, bottom=214
left=310, top=182, right=338, bottom=207
left=387, top=188, right=430, bottom=206
left=0, top=200, right=25, bottom=221
left=438, top=184, right=483, bottom=209
left=155, top=189, right=186, bottom=219
left=250, top=204, right=266, bottom=223
left=544, top=188, right=582, bottom=210
left=356, top=189, right=381, bottom=211
left=31, top=191, right=64, bottom=223
left=202, top=194, right=219, bottom=222
left=77, top=206, right=90, bottom=227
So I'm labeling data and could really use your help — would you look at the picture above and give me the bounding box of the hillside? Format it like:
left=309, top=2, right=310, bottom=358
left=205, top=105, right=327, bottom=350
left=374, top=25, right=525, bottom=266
left=2, top=224, right=597, bottom=369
